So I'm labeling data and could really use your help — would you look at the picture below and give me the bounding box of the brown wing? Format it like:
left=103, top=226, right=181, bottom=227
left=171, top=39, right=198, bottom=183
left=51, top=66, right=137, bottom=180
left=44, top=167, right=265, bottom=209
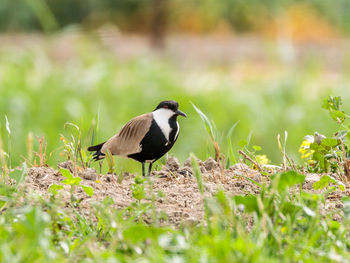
left=101, top=113, right=152, bottom=156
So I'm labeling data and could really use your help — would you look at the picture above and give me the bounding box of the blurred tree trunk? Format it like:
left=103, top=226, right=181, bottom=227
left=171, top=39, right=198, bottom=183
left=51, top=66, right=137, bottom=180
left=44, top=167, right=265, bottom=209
left=150, top=0, right=168, bottom=49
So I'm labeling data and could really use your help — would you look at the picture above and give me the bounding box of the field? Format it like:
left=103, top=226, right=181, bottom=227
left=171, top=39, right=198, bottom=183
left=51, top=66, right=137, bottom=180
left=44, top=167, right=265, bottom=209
left=1, top=33, right=350, bottom=168
left=1, top=33, right=350, bottom=262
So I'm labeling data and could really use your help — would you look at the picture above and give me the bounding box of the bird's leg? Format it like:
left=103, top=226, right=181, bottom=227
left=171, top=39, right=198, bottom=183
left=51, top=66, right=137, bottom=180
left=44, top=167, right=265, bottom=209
left=148, top=162, right=153, bottom=176
left=142, top=162, right=145, bottom=177
left=99, top=161, right=103, bottom=175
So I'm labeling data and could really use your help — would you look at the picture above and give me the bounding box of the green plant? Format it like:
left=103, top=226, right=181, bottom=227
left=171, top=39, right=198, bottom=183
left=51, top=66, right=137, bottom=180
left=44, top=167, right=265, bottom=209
left=192, top=103, right=246, bottom=171
left=61, top=122, right=91, bottom=169
left=4, top=115, right=11, bottom=170
left=238, top=133, right=272, bottom=172
left=192, top=103, right=221, bottom=162
left=105, top=149, right=116, bottom=174
left=191, top=154, right=211, bottom=227
left=131, top=175, right=146, bottom=203
left=300, top=96, right=350, bottom=178
left=322, top=96, right=349, bottom=124
left=48, top=168, right=93, bottom=202
left=226, top=121, right=240, bottom=166
left=313, top=175, right=345, bottom=192
left=0, top=116, right=12, bottom=181
left=26, top=132, right=34, bottom=165
left=277, top=131, right=295, bottom=170
left=0, top=135, right=7, bottom=182
left=33, top=136, right=47, bottom=166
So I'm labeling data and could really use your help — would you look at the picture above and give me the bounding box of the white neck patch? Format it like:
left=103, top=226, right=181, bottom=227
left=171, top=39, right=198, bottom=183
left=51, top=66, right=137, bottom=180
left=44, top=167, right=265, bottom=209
left=152, top=108, right=175, bottom=141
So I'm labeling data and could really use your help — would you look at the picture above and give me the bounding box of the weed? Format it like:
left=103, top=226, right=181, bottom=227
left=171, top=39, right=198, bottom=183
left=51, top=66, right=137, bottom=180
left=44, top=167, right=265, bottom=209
left=131, top=175, right=146, bottom=203
left=313, top=175, right=345, bottom=192
left=277, top=131, right=295, bottom=170
left=0, top=116, right=12, bottom=182
left=191, top=154, right=211, bottom=228
left=4, top=115, right=11, bottom=169
left=48, top=168, right=93, bottom=203
left=26, top=132, right=34, bottom=165
left=237, top=135, right=274, bottom=172
left=0, top=135, right=8, bottom=182
left=61, top=122, right=91, bottom=169
left=300, top=96, right=350, bottom=180
left=105, top=149, right=116, bottom=174
left=192, top=103, right=244, bottom=175
left=33, top=136, right=47, bottom=166
left=192, top=103, right=221, bottom=162
left=226, top=121, right=240, bottom=166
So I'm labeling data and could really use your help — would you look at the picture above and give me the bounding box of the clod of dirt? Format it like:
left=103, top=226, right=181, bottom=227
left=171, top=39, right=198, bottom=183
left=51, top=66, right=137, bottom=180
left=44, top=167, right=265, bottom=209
left=58, top=161, right=74, bottom=173
left=303, top=173, right=321, bottom=191
left=165, top=156, right=180, bottom=171
left=203, top=157, right=218, bottom=171
left=80, top=168, right=97, bottom=181
left=184, top=157, right=192, bottom=167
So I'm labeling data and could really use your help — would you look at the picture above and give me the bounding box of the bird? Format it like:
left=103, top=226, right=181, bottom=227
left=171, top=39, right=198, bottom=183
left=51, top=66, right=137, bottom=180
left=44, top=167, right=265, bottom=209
left=87, top=100, right=186, bottom=176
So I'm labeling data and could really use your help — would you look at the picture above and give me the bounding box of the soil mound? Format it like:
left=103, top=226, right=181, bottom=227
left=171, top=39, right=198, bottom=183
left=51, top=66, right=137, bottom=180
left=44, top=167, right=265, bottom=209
left=22, top=157, right=348, bottom=224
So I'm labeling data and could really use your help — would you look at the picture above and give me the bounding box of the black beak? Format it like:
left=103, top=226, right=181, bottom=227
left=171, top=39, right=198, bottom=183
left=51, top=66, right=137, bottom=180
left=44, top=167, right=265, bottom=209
left=176, top=109, right=187, bottom=117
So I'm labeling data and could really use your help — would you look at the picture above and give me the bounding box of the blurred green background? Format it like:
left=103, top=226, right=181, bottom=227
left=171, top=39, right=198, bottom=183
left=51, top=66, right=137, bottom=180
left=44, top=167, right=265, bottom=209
left=1, top=0, right=350, bottom=34
left=0, top=0, right=350, bottom=171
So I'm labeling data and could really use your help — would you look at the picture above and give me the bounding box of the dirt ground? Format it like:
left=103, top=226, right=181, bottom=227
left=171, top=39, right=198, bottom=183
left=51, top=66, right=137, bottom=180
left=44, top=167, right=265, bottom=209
left=22, top=157, right=349, bottom=225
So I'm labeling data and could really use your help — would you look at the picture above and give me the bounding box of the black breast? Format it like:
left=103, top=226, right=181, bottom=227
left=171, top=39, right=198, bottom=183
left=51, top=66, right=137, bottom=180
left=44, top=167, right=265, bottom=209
left=168, top=115, right=179, bottom=142
left=128, top=116, right=179, bottom=163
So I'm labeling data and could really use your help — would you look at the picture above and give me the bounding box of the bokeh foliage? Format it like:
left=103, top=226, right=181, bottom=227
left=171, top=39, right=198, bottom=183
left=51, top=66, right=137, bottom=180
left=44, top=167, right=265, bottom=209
left=1, top=0, right=350, bottom=34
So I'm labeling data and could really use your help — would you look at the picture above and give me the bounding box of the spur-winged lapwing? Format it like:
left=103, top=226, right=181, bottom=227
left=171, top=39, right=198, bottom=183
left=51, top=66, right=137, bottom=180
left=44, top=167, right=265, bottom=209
left=88, top=100, right=186, bottom=176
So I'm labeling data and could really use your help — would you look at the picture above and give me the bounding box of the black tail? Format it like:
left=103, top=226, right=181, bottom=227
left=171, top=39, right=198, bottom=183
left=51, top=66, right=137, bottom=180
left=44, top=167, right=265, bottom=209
left=87, top=142, right=106, bottom=161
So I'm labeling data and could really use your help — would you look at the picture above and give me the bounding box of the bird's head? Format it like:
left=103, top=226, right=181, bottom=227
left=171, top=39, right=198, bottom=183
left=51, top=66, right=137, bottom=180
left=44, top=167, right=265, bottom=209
left=154, top=100, right=187, bottom=118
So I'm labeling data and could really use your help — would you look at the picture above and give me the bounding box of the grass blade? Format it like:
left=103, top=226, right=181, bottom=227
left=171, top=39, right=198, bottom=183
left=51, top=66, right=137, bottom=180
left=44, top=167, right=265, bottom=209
left=105, top=149, right=115, bottom=174
left=227, top=121, right=240, bottom=165
left=191, top=153, right=211, bottom=229
left=191, top=102, right=215, bottom=141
